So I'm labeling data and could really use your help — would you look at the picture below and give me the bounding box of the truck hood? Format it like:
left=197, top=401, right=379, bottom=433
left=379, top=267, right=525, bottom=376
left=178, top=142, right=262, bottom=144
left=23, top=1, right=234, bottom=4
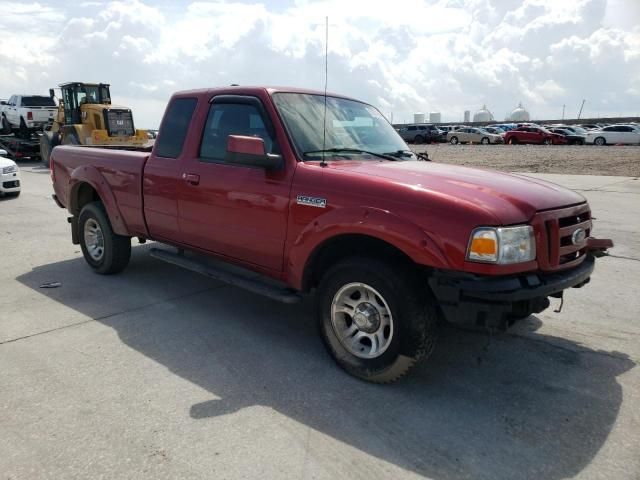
left=326, top=160, right=586, bottom=224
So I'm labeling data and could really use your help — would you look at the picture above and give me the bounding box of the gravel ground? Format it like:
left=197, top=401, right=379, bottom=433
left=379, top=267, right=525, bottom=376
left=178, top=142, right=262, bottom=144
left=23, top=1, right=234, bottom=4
left=412, top=144, right=640, bottom=177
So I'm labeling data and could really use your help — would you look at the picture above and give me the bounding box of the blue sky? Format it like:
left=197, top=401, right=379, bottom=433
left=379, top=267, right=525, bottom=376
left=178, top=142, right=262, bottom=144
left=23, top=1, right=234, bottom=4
left=1, top=0, right=638, bottom=127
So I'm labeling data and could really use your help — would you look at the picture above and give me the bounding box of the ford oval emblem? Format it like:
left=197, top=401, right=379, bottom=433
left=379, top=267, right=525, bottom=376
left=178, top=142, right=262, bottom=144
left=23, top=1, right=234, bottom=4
left=571, top=228, right=586, bottom=245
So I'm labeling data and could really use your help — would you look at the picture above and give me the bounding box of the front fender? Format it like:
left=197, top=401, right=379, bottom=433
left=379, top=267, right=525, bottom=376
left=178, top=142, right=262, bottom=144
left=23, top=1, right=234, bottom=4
left=286, top=206, right=450, bottom=290
left=68, top=165, right=129, bottom=236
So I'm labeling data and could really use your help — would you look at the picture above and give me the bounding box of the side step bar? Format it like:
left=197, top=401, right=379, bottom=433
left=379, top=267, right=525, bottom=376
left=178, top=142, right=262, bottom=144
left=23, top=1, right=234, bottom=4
left=149, top=248, right=302, bottom=304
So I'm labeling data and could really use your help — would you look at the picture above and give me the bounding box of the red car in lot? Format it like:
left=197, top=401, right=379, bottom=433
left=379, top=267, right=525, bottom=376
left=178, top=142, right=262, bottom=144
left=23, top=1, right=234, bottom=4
left=504, top=126, right=567, bottom=145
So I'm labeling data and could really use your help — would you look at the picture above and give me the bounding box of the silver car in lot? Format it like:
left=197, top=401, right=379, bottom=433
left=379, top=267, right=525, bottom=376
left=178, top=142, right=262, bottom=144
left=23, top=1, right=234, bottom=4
left=447, top=127, right=504, bottom=145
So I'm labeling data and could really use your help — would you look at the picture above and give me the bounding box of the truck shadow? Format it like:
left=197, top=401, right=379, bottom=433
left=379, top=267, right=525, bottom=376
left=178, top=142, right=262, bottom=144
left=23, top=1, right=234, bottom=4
left=16, top=247, right=635, bottom=480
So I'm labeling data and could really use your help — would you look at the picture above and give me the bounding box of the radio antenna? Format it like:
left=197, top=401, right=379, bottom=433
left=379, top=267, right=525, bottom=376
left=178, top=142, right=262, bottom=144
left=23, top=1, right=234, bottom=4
left=321, top=16, right=329, bottom=167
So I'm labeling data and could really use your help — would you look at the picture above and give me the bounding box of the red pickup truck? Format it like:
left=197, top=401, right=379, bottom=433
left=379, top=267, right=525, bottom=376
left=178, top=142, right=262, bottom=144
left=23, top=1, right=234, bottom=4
left=50, top=86, right=612, bottom=383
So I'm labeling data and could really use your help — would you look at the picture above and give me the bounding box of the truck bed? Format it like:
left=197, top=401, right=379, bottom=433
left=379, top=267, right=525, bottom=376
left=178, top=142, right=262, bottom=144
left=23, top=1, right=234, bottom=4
left=51, top=145, right=150, bottom=237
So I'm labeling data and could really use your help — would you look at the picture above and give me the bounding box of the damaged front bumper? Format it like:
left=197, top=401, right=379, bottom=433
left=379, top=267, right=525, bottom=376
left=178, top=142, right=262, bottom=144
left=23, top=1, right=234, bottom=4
left=429, top=238, right=613, bottom=329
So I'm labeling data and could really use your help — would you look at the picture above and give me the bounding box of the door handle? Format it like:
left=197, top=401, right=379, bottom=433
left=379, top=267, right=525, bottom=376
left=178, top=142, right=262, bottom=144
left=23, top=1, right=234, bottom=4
left=182, top=173, right=200, bottom=186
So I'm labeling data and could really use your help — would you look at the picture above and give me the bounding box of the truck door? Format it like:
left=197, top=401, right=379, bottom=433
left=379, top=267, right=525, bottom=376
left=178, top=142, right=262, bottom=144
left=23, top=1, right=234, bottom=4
left=143, top=97, right=199, bottom=243
left=6, top=96, right=17, bottom=126
left=176, top=95, right=291, bottom=272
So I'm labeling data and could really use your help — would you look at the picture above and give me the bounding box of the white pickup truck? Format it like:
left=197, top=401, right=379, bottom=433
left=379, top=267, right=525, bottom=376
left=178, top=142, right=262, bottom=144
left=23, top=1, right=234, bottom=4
left=0, top=95, right=57, bottom=137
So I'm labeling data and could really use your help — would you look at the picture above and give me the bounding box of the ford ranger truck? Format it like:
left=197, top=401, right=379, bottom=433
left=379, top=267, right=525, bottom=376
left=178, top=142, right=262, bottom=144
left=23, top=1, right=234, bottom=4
left=50, top=87, right=613, bottom=383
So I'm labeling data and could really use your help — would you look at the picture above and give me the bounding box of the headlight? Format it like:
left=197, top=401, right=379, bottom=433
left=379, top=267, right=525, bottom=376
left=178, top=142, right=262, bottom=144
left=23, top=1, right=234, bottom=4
left=467, top=225, right=536, bottom=264
left=2, top=165, right=17, bottom=174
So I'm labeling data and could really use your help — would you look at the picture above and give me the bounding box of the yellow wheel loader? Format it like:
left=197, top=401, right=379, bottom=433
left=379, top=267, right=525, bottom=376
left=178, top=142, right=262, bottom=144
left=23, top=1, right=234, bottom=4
left=40, top=82, right=148, bottom=167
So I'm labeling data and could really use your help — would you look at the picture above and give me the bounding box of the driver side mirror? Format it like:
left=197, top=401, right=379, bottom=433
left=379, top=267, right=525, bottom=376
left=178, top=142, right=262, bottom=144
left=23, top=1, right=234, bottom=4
left=226, top=135, right=282, bottom=169
left=0, top=149, right=8, bottom=157
left=49, top=89, right=55, bottom=99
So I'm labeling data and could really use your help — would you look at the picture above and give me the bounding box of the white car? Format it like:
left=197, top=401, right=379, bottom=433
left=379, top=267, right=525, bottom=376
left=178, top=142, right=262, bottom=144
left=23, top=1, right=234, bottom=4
left=0, top=149, right=21, bottom=197
left=586, top=125, right=640, bottom=146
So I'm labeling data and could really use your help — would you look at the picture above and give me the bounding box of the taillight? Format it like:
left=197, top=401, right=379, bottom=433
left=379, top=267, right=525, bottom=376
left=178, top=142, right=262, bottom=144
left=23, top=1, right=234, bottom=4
left=27, top=112, right=33, bottom=120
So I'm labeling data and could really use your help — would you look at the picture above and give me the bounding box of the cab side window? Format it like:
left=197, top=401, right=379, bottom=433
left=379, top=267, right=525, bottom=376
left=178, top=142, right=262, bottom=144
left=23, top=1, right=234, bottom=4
left=155, top=97, right=198, bottom=159
left=199, top=102, right=279, bottom=163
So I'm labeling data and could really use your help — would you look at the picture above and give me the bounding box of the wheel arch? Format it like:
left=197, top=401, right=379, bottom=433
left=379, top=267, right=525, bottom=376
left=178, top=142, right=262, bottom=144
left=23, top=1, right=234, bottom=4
left=68, top=166, right=129, bottom=236
left=289, top=207, right=450, bottom=292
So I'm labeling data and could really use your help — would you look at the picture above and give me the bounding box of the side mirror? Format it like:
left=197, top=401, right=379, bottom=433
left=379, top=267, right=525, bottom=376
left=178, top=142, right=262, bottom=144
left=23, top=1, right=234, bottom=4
left=0, top=149, right=8, bottom=157
left=226, top=135, right=281, bottom=169
left=49, top=88, right=55, bottom=98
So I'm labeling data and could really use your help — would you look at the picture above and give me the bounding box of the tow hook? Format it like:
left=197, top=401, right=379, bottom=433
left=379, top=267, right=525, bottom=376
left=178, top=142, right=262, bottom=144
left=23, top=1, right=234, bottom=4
left=587, top=237, right=614, bottom=257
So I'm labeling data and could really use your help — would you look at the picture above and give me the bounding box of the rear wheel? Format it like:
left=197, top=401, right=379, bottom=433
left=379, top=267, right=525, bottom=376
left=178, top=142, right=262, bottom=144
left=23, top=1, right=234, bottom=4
left=594, top=137, right=606, bottom=146
left=449, top=136, right=459, bottom=145
left=542, top=138, right=552, bottom=145
left=1, top=116, right=11, bottom=134
left=414, top=135, right=424, bottom=144
left=78, top=202, right=131, bottom=274
left=316, top=257, right=438, bottom=383
left=508, top=137, right=518, bottom=144
left=18, top=118, right=30, bottom=139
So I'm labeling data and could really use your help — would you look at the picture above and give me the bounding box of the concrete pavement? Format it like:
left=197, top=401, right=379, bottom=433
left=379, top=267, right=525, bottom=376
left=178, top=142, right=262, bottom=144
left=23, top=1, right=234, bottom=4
left=1, top=163, right=638, bottom=479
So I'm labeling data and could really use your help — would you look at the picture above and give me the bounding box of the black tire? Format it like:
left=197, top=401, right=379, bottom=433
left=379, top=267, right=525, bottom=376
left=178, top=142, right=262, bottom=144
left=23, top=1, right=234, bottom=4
left=4, top=191, right=20, bottom=197
left=508, top=137, right=518, bottom=144
left=18, top=118, right=30, bottom=139
left=449, top=136, right=459, bottom=145
left=316, top=257, right=438, bottom=383
left=414, top=135, right=424, bottom=145
left=1, top=116, right=11, bottom=134
left=481, top=137, right=490, bottom=145
left=78, top=202, right=131, bottom=274
left=594, top=137, right=606, bottom=146
left=40, top=132, right=59, bottom=168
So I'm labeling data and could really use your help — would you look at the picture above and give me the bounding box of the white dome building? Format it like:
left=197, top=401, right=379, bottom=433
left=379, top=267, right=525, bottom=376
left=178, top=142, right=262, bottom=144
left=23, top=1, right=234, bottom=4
left=473, top=105, right=494, bottom=122
left=508, top=102, right=530, bottom=122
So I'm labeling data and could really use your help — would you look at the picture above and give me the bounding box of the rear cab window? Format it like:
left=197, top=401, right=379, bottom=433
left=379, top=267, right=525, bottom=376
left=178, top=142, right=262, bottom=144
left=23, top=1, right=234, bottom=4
left=155, top=97, right=198, bottom=158
left=21, top=96, right=56, bottom=107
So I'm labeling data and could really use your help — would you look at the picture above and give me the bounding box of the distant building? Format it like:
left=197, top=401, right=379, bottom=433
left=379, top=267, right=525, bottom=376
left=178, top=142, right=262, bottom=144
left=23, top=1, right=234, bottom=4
left=473, top=105, right=494, bottom=122
left=508, top=102, right=530, bottom=122
left=464, top=110, right=470, bottom=123
left=429, top=112, right=441, bottom=123
left=414, top=112, right=425, bottom=123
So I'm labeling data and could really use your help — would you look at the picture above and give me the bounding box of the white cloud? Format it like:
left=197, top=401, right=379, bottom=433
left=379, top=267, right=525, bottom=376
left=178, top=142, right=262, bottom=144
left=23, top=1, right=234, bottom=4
left=0, top=0, right=638, bottom=126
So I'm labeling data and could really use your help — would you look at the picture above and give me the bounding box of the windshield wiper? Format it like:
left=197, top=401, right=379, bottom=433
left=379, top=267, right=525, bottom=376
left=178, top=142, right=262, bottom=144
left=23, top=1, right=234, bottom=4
left=302, top=148, right=398, bottom=161
left=382, top=150, right=414, bottom=159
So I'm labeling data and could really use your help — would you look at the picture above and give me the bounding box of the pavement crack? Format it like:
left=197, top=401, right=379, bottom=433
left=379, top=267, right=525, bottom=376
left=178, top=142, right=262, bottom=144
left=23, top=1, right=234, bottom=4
left=0, top=285, right=226, bottom=346
left=606, top=254, right=640, bottom=262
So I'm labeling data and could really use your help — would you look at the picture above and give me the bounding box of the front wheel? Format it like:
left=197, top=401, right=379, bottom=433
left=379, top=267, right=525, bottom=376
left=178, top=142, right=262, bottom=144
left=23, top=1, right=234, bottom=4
left=542, top=138, right=552, bottom=145
left=594, top=137, right=606, bottom=146
left=414, top=135, right=424, bottom=145
left=481, top=137, right=490, bottom=145
left=508, top=137, right=518, bottom=144
left=316, top=257, right=438, bottom=383
left=449, top=136, right=459, bottom=144
left=78, top=202, right=131, bottom=274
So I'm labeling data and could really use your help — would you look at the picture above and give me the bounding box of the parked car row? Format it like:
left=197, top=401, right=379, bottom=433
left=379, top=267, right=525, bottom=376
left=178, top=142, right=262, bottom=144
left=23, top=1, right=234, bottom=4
left=396, top=121, right=640, bottom=146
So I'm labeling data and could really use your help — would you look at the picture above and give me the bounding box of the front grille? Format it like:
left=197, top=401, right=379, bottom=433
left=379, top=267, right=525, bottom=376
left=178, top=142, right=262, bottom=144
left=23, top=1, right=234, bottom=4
left=3, top=180, right=20, bottom=188
left=534, top=204, right=591, bottom=271
left=105, top=109, right=135, bottom=137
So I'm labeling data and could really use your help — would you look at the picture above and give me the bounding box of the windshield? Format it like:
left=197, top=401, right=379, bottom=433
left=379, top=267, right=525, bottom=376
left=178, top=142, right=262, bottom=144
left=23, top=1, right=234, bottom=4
left=21, top=96, right=55, bottom=107
left=272, top=93, right=409, bottom=159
